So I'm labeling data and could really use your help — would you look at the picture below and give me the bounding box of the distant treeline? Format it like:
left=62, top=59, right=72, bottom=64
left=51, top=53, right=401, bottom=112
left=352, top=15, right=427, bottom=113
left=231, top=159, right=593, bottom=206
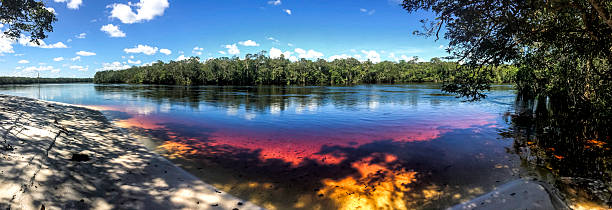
left=0, top=77, right=92, bottom=85
left=94, top=53, right=517, bottom=86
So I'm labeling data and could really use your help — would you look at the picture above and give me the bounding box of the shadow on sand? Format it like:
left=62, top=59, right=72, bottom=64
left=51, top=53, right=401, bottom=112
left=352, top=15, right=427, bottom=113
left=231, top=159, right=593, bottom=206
left=0, top=95, right=258, bottom=210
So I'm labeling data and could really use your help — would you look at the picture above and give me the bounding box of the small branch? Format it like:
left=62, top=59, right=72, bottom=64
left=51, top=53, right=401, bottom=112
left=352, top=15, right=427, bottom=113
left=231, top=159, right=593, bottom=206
left=588, top=0, right=612, bottom=31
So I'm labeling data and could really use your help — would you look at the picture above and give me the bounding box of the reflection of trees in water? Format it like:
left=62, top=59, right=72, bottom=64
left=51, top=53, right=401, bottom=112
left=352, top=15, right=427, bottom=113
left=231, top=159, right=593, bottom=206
left=93, top=85, right=442, bottom=113
left=510, top=94, right=611, bottom=206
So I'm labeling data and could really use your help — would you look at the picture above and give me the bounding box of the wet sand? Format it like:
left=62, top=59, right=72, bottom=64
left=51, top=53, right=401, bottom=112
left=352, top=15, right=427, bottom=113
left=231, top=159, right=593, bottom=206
left=450, top=179, right=568, bottom=210
left=0, top=95, right=261, bottom=209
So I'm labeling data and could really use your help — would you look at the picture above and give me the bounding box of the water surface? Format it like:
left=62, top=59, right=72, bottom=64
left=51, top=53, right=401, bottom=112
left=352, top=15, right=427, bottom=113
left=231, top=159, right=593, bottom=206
left=0, top=83, right=522, bottom=209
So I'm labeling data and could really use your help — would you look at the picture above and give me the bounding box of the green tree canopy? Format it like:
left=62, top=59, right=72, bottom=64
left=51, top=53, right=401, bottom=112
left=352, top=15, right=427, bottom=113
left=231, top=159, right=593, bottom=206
left=1, top=0, right=56, bottom=43
left=93, top=53, right=517, bottom=86
left=402, top=0, right=612, bottom=106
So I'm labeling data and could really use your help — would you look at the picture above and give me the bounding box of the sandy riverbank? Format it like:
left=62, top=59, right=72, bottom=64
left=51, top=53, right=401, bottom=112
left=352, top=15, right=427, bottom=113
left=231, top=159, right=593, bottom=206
left=0, top=95, right=262, bottom=210
left=450, top=179, right=568, bottom=210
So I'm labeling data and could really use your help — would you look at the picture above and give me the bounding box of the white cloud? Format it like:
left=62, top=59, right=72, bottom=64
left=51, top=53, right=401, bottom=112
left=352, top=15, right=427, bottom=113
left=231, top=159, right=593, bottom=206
left=45, top=7, right=56, bottom=14
left=141, top=61, right=154, bottom=66
left=267, top=37, right=280, bottom=44
left=76, top=51, right=96, bottom=56
left=287, top=43, right=293, bottom=47
left=71, top=56, right=81, bottom=61
left=388, top=52, right=397, bottom=61
left=18, top=60, right=29, bottom=64
left=23, top=65, right=60, bottom=73
left=54, top=0, right=82, bottom=9
left=98, top=61, right=131, bottom=71
left=127, top=59, right=141, bottom=64
left=192, top=46, right=203, bottom=55
left=225, top=44, right=240, bottom=55
left=0, top=34, right=15, bottom=54
left=124, top=45, right=158, bottom=55
left=387, top=53, right=421, bottom=62
left=269, top=48, right=282, bottom=58
left=159, top=48, right=171, bottom=55
left=268, top=0, right=281, bottom=6
left=109, top=0, right=169, bottom=24
left=53, top=57, right=64, bottom=61
left=294, top=48, right=323, bottom=59
left=69, top=65, right=88, bottom=71
left=361, top=50, right=381, bottom=63
left=294, top=48, right=305, bottom=54
left=176, top=55, right=188, bottom=61
left=269, top=47, right=293, bottom=59
left=360, top=8, right=376, bottom=15
left=76, top=33, right=86, bottom=39
left=284, top=9, right=292, bottom=15
left=41, top=42, right=68, bottom=49
left=218, top=51, right=226, bottom=55
left=328, top=54, right=354, bottom=61
left=100, top=24, right=126, bottom=37
left=404, top=55, right=425, bottom=62
left=238, top=40, right=259, bottom=47
left=18, top=35, right=68, bottom=49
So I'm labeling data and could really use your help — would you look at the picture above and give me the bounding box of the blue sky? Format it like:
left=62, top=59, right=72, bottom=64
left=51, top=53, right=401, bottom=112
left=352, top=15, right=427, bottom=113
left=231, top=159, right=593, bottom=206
left=0, top=0, right=449, bottom=78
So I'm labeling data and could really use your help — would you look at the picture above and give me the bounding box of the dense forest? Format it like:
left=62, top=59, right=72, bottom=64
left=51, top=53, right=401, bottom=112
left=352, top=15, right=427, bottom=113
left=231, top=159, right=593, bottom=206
left=94, top=54, right=517, bottom=86
left=401, top=0, right=612, bottom=205
left=0, top=77, right=92, bottom=85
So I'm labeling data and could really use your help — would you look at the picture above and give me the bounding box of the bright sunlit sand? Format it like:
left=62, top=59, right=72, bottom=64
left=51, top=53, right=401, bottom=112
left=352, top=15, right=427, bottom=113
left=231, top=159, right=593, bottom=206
left=0, top=95, right=260, bottom=210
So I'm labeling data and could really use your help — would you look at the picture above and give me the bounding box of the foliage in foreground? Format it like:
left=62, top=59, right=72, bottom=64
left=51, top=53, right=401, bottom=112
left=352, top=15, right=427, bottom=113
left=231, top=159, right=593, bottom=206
left=402, top=0, right=612, bottom=107
left=402, top=0, right=612, bottom=204
left=0, top=77, right=92, bottom=85
left=0, top=0, right=57, bottom=43
left=94, top=55, right=517, bottom=86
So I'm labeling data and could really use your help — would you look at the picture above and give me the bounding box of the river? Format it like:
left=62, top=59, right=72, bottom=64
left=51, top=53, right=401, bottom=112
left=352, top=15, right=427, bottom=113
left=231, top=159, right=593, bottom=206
left=0, top=83, right=530, bottom=209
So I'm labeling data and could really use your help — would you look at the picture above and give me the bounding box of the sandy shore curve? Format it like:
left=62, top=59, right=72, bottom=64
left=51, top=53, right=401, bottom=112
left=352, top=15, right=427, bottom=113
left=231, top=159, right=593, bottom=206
left=0, top=94, right=262, bottom=210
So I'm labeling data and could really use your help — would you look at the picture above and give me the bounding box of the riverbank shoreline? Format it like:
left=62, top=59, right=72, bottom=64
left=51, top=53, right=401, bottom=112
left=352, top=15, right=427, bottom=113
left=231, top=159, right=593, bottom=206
left=450, top=178, right=569, bottom=210
left=0, top=94, right=261, bottom=209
